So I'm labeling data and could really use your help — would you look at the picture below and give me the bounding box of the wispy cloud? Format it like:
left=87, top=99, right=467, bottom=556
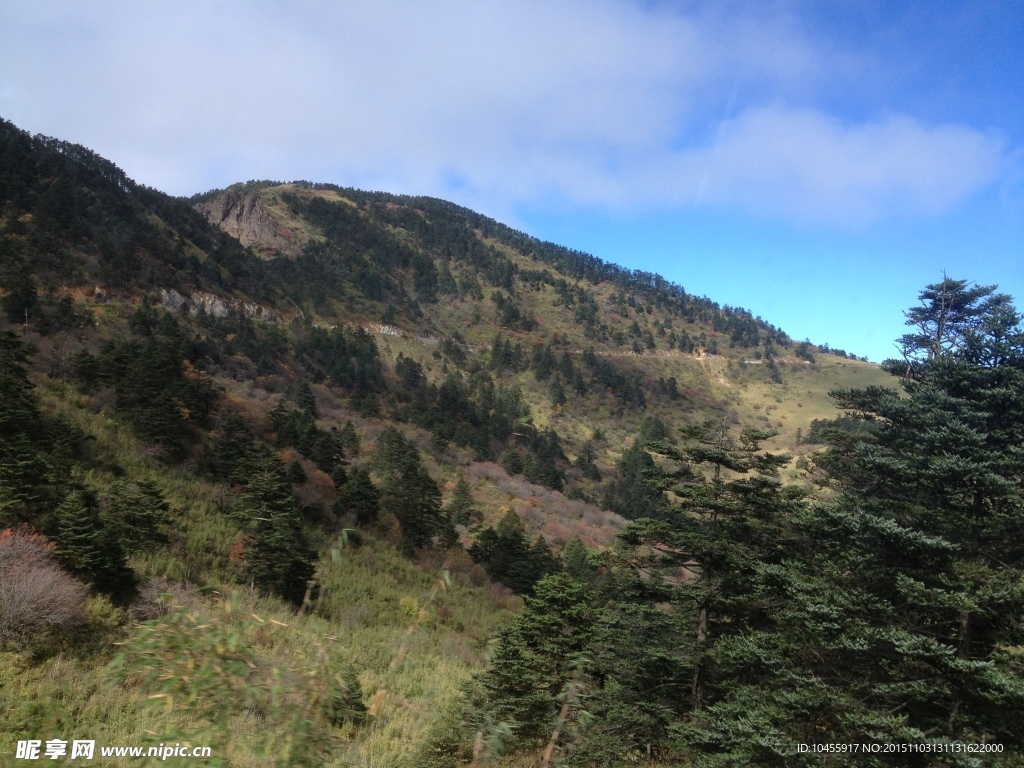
left=0, top=0, right=1014, bottom=226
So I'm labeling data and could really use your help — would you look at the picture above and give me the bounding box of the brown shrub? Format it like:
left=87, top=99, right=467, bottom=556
left=486, top=581, right=518, bottom=611
left=128, top=576, right=195, bottom=622
left=0, top=527, right=87, bottom=648
left=294, top=465, right=337, bottom=511
left=442, top=548, right=488, bottom=587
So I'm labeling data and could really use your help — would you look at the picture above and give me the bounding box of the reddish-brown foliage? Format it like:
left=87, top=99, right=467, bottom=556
left=0, top=527, right=87, bottom=648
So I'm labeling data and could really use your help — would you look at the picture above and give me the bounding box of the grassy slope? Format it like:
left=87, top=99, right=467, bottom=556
left=1, top=147, right=895, bottom=765
left=1, top=360, right=517, bottom=767
left=241, top=183, right=894, bottom=453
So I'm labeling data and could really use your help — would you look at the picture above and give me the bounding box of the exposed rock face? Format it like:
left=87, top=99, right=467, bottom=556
left=194, top=190, right=302, bottom=257
left=160, top=288, right=295, bottom=323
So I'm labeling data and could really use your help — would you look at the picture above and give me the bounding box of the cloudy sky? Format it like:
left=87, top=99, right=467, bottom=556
left=2, top=0, right=1021, bottom=361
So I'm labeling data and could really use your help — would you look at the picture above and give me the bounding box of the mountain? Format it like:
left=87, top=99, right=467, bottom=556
left=12, top=117, right=1021, bottom=766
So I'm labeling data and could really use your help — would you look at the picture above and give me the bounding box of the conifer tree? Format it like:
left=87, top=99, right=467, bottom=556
left=56, top=490, right=136, bottom=600
left=474, top=574, right=593, bottom=742
left=101, top=478, right=170, bottom=553
left=332, top=465, right=380, bottom=527
left=548, top=375, right=566, bottom=407
left=602, top=441, right=666, bottom=520
left=645, top=420, right=797, bottom=712
left=293, top=379, right=318, bottom=417
left=233, top=461, right=315, bottom=603
left=573, top=441, right=602, bottom=482
left=445, top=477, right=476, bottom=526
left=560, top=537, right=592, bottom=584
left=469, top=510, right=559, bottom=595
left=691, top=281, right=1024, bottom=762
left=0, top=331, right=49, bottom=525
left=371, top=426, right=446, bottom=553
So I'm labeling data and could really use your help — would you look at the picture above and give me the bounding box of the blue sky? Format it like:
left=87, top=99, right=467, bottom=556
left=1, top=1, right=1021, bottom=361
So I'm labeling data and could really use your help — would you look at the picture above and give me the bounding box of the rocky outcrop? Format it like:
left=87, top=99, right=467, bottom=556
left=160, top=288, right=295, bottom=323
left=194, top=190, right=302, bottom=257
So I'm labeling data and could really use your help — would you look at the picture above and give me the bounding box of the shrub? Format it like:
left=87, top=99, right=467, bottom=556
left=0, top=527, right=87, bottom=649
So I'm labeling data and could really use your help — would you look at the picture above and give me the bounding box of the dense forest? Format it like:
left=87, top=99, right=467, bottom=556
left=2, top=116, right=1022, bottom=766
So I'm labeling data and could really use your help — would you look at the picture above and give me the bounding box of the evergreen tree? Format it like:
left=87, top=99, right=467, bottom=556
left=573, top=441, right=602, bottom=482
left=445, top=477, right=476, bottom=526
left=234, top=461, right=315, bottom=603
left=332, top=465, right=381, bottom=527
left=689, top=281, right=1024, bottom=762
left=1, top=270, right=38, bottom=324
left=293, top=379, right=318, bottom=417
left=208, top=412, right=258, bottom=481
left=338, top=420, right=361, bottom=456
left=469, top=510, right=559, bottom=595
left=371, top=426, right=447, bottom=553
left=602, top=441, right=666, bottom=520
left=522, top=427, right=567, bottom=491
left=560, top=538, right=591, bottom=584
left=548, top=375, right=566, bottom=407
left=45, top=412, right=88, bottom=503
left=564, top=601, right=691, bottom=766
left=532, top=342, right=555, bottom=381
left=286, top=459, right=308, bottom=485
left=474, top=574, right=593, bottom=742
left=56, top=490, right=136, bottom=600
left=0, top=331, right=49, bottom=525
left=101, top=478, right=170, bottom=553
left=894, top=274, right=999, bottom=368
left=645, top=420, right=796, bottom=712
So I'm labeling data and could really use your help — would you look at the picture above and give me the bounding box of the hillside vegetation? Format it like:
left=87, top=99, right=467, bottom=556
left=3, top=116, right=1023, bottom=766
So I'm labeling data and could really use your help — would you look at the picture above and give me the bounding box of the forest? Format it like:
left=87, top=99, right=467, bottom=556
left=1, top=115, right=1022, bottom=766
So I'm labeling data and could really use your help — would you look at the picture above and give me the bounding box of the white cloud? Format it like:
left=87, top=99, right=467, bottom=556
left=680, top=106, right=1007, bottom=224
left=0, top=0, right=1013, bottom=225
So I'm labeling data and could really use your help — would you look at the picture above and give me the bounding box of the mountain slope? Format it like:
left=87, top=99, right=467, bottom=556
left=0, top=116, right=906, bottom=765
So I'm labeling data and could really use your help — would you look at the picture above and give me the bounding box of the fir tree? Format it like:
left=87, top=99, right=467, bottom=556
left=0, top=331, right=49, bottom=525
left=234, top=461, right=315, bottom=603
left=56, top=490, right=136, bottom=600
left=601, top=441, right=666, bottom=520
left=371, top=426, right=447, bottom=553
left=548, top=375, right=566, bottom=407
left=658, top=421, right=796, bottom=710
left=101, top=478, right=170, bottom=553
left=445, top=477, right=476, bottom=526
left=469, top=510, right=559, bottom=595
left=474, top=574, right=593, bottom=742
left=573, top=441, right=602, bottom=482
left=560, top=537, right=592, bottom=584
left=690, top=281, right=1024, bottom=761
left=332, top=466, right=381, bottom=527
